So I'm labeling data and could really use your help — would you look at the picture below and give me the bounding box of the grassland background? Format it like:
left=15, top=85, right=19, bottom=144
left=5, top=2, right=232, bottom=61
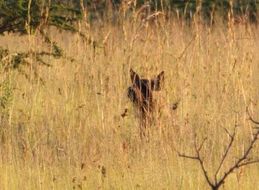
left=0, top=18, right=259, bottom=190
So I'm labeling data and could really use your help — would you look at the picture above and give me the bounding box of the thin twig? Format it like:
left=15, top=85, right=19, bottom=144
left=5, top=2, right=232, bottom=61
left=216, top=128, right=259, bottom=188
left=237, top=159, right=259, bottom=167
left=214, top=125, right=238, bottom=182
left=178, top=153, right=199, bottom=160
left=247, top=107, right=259, bottom=125
left=178, top=136, right=214, bottom=188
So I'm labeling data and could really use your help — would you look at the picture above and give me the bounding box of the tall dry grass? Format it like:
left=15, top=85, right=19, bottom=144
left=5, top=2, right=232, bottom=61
left=0, top=17, right=259, bottom=189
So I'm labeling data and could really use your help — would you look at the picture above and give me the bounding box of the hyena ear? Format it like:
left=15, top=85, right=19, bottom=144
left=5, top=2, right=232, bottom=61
left=151, top=71, right=164, bottom=91
left=130, top=69, right=140, bottom=85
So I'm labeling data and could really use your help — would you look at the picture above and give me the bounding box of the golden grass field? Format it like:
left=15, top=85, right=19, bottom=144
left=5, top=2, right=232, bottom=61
left=0, top=18, right=259, bottom=189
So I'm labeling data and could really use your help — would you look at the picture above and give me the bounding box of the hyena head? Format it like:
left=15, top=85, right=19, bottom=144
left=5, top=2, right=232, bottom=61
left=127, top=69, right=164, bottom=121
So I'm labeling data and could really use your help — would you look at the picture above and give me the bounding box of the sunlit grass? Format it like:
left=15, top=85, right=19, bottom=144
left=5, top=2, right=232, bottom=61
left=0, top=19, right=259, bottom=189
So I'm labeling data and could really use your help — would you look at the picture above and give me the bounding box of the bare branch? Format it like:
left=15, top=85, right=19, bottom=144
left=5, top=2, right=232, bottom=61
left=214, top=125, right=238, bottom=182
left=223, top=127, right=232, bottom=138
left=178, top=136, right=214, bottom=188
left=198, top=137, right=208, bottom=152
left=238, top=159, right=259, bottom=167
left=217, top=128, right=259, bottom=187
left=177, top=108, right=259, bottom=190
left=178, top=153, right=199, bottom=160
left=247, top=107, right=259, bottom=125
left=197, top=154, right=214, bottom=188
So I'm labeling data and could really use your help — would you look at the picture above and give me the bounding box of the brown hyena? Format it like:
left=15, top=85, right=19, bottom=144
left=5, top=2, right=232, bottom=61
left=127, top=69, right=164, bottom=137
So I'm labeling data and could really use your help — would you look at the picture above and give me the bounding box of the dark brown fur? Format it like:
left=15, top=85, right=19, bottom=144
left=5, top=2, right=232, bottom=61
left=127, top=69, right=164, bottom=137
